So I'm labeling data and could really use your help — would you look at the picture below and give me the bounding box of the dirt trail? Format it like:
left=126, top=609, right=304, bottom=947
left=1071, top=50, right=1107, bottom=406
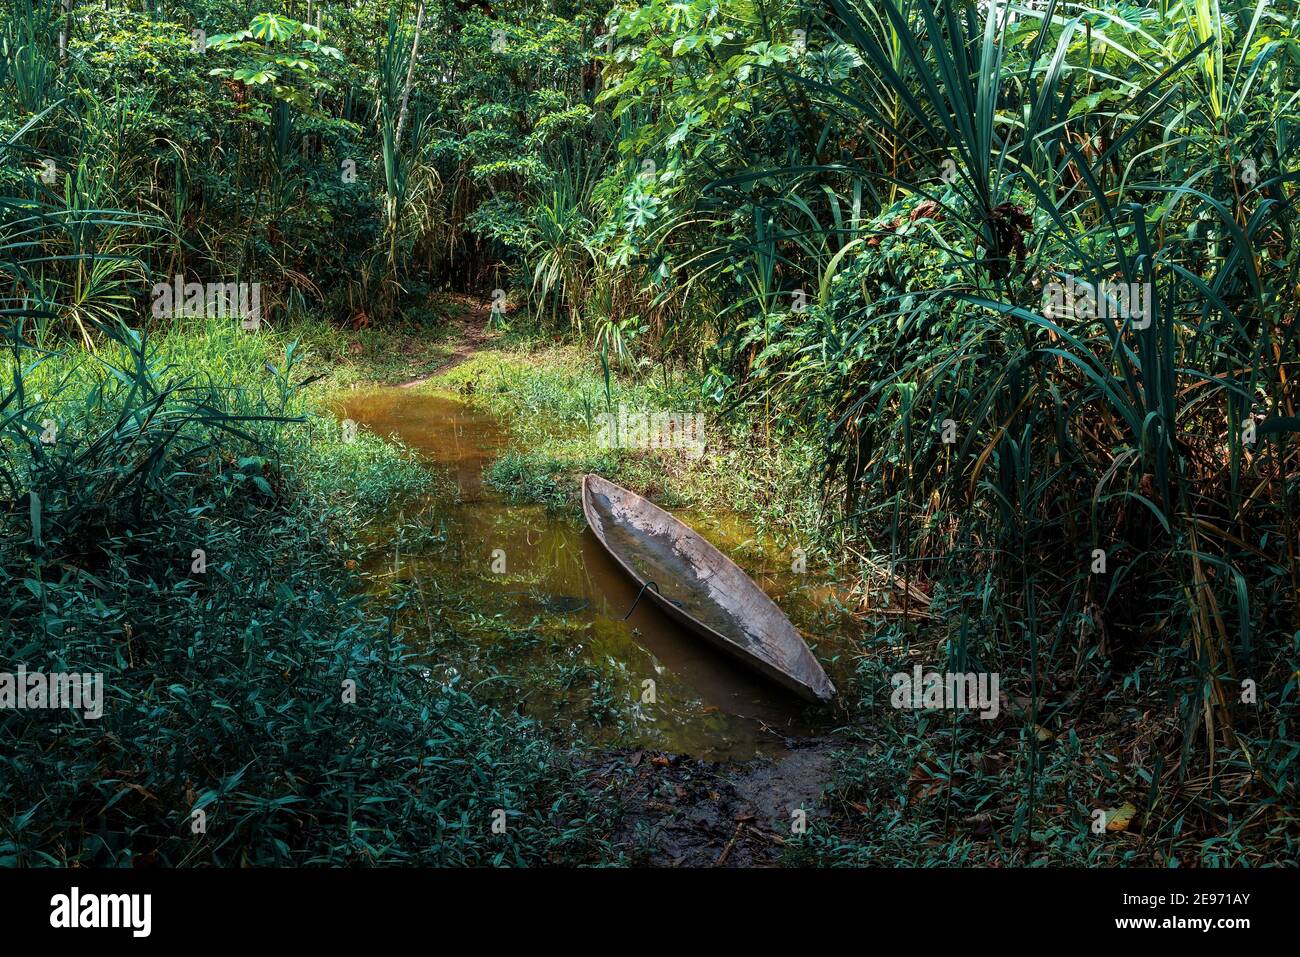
left=399, top=296, right=498, bottom=389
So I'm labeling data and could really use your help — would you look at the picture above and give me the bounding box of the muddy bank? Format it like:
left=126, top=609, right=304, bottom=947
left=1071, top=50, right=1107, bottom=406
left=586, top=737, right=843, bottom=866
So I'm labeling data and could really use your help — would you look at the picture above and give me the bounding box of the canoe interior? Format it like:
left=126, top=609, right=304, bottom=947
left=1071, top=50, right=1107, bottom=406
left=583, top=475, right=835, bottom=702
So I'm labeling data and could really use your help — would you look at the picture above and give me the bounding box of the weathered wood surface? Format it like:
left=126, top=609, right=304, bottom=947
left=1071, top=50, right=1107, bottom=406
left=582, top=474, right=836, bottom=703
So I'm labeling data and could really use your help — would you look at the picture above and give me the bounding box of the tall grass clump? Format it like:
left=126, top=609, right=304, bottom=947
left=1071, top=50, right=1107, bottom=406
left=677, top=0, right=1299, bottom=862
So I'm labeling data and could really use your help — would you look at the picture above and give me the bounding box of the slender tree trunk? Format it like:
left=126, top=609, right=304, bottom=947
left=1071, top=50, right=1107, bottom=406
left=394, top=1, right=426, bottom=148
left=59, top=0, right=73, bottom=61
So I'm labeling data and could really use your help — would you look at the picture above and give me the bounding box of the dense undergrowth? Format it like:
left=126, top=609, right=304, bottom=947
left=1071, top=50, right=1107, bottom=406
left=0, top=318, right=611, bottom=866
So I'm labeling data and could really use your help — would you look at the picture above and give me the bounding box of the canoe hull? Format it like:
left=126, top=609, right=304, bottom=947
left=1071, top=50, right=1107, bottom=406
left=582, top=474, right=835, bottom=703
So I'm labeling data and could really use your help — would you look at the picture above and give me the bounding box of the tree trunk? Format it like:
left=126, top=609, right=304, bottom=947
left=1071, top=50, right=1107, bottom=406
left=394, top=2, right=426, bottom=149
left=59, top=0, right=73, bottom=61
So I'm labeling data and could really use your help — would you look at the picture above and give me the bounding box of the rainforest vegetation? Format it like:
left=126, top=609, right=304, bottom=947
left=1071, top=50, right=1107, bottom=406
left=1, top=0, right=1297, bottom=867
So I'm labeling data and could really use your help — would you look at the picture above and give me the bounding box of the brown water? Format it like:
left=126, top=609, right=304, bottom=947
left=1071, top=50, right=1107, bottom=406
left=333, top=387, right=857, bottom=760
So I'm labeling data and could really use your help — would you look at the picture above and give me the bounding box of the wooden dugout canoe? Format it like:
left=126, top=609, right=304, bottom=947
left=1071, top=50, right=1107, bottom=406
left=582, top=474, right=836, bottom=703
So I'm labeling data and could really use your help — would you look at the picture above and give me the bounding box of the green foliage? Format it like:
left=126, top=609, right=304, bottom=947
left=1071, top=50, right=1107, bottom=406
left=0, top=318, right=607, bottom=866
left=586, top=0, right=1299, bottom=863
left=3, top=0, right=1297, bottom=868
left=208, top=14, right=344, bottom=112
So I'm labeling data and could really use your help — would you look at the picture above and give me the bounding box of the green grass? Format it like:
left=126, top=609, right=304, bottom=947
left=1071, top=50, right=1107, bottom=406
left=415, top=338, right=828, bottom=546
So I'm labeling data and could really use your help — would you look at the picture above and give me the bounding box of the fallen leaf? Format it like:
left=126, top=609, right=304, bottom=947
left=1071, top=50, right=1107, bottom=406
left=908, top=763, right=943, bottom=803
left=1106, top=802, right=1138, bottom=832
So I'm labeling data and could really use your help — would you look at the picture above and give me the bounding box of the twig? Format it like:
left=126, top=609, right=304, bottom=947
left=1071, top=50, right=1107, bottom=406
left=713, top=821, right=745, bottom=867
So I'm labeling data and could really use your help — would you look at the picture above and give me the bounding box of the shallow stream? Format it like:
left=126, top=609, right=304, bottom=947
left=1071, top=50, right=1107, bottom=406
left=334, top=387, right=859, bottom=760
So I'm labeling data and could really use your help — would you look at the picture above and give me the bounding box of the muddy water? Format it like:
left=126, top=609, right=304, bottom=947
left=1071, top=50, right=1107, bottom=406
left=333, top=387, right=856, bottom=760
